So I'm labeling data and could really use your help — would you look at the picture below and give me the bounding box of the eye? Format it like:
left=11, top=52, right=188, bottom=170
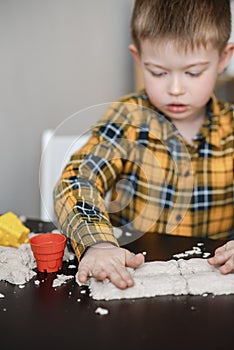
left=150, top=71, right=167, bottom=77
left=186, top=71, right=202, bottom=77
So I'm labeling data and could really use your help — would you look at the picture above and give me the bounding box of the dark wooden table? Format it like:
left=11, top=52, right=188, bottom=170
left=1, top=218, right=233, bottom=350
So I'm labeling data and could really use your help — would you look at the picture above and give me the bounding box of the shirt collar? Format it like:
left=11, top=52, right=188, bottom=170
left=195, top=94, right=232, bottom=148
left=148, top=108, right=181, bottom=143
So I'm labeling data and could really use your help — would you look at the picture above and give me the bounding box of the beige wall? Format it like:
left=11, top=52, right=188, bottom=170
left=0, top=0, right=134, bottom=218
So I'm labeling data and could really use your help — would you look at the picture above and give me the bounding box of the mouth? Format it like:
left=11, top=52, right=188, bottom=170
left=166, top=103, right=188, bottom=113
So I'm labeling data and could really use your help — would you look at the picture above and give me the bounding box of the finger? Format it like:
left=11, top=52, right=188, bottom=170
left=214, top=241, right=234, bottom=255
left=208, top=242, right=230, bottom=266
left=219, top=257, right=234, bottom=274
left=125, top=251, right=145, bottom=269
left=208, top=251, right=229, bottom=266
left=106, top=266, right=131, bottom=289
left=91, top=266, right=108, bottom=281
left=114, top=264, right=135, bottom=288
left=214, top=245, right=226, bottom=255
left=77, top=264, right=90, bottom=283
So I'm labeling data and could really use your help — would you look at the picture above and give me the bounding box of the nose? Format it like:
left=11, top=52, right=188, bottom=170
left=167, top=75, right=185, bottom=96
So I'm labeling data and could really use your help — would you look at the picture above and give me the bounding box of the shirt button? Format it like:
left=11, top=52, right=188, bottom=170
left=176, top=214, right=182, bottom=222
left=184, top=170, right=190, bottom=177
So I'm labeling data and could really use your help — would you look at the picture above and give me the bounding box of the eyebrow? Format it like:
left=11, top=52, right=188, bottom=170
left=144, top=61, right=210, bottom=69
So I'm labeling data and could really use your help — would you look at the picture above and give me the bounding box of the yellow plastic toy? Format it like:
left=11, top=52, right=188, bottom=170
left=0, top=211, right=30, bottom=248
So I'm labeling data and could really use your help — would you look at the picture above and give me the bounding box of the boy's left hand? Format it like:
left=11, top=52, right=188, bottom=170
left=208, top=240, right=234, bottom=274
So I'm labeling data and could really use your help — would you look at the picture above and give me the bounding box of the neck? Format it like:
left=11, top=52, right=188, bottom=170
left=172, top=110, right=206, bottom=144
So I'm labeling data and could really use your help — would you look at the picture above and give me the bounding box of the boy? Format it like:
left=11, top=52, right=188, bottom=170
left=53, top=0, right=234, bottom=289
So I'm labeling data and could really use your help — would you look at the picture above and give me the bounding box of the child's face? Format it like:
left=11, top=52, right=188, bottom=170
left=130, top=40, right=233, bottom=123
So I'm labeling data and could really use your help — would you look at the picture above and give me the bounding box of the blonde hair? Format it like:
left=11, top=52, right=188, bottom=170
left=131, top=0, right=232, bottom=53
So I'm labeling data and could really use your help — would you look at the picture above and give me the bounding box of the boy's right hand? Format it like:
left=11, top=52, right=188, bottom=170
left=77, top=242, right=145, bottom=289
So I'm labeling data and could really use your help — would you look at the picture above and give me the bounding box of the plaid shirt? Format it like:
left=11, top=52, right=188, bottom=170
left=53, top=91, right=234, bottom=260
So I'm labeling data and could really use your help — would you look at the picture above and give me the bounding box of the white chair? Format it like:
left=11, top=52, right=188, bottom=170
left=40, top=129, right=91, bottom=222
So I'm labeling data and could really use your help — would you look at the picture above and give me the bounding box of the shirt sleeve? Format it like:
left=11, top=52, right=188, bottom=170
left=53, top=101, right=135, bottom=260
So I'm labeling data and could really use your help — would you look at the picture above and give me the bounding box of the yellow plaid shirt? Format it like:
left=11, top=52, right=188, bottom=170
left=53, top=91, right=234, bottom=260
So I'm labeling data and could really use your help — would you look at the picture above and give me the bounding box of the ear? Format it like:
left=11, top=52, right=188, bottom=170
left=217, top=43, right=234, bottom=73
left=128, top=44, right=142, bottom=65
